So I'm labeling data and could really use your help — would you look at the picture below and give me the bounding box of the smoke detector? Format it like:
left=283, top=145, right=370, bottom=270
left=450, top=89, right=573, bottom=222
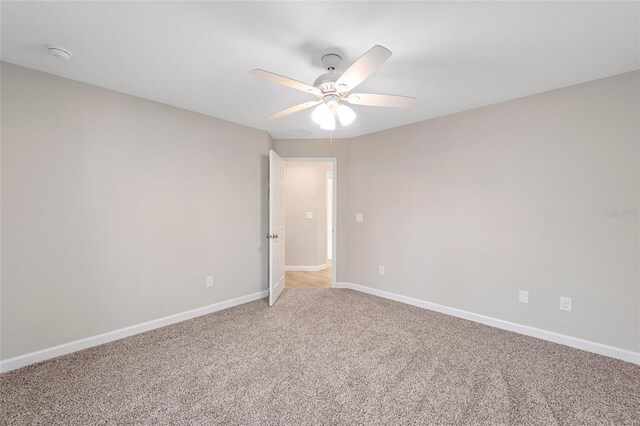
left=48, top=46, right=73, bottom=60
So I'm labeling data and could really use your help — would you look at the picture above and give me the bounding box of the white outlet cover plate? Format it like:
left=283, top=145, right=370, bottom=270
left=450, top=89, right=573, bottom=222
left=518, top=290, right=529, bottom=304
left=305, top=211, right=313, bottom=219
left=206, top=276, right=214, bottom=287
left=560, top=297, right=572, bottom=312
left=379, top=266, right=385, bottom=276
left=356, top=213, right=364, bottom=223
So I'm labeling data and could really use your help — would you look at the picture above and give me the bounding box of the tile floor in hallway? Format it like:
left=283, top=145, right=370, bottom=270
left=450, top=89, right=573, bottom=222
left=285, top=264, right=332, bottom=288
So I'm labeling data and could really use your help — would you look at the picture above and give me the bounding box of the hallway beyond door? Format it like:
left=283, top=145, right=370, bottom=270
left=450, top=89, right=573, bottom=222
left=285, top=263, right=332, bottom=288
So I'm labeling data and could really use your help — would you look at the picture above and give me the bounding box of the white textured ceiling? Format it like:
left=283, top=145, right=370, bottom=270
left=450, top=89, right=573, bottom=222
left=2, top=1, right=639, bottom=139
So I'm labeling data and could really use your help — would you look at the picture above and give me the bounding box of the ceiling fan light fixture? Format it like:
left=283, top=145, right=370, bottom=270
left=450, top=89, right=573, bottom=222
left=319, top=111, right=336, bottom=131
left=337, top=104, right=356, bottom=126
left=311, top=102, right=332, bottom=126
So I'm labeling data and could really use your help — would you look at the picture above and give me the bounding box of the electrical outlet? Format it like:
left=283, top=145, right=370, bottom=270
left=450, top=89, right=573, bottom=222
left=379, top=266, right=385, bottom=276
left=206, top=276, right=214, bottom=288
left=305, top=211, right=313, bottom=219
left=560, top=297, right=572, bottom=312
left=356, top=213, right=364, bottom=223
left=518, top=290, right=529, bottom=304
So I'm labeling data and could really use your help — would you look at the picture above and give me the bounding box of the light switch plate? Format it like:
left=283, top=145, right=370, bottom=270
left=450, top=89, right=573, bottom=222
left=378, top=266, right=385, bottom=276
left=519, top=290, right=529, bottom=304
left=356, top=213, right=364, bottom=223
left=305, top=211, right=313, bottom=219
left=206, top=276, right=214, bottom=288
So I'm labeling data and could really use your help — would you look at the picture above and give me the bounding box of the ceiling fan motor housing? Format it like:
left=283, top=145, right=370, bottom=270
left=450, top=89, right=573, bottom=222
left=314, top=73, right=340, bottom=92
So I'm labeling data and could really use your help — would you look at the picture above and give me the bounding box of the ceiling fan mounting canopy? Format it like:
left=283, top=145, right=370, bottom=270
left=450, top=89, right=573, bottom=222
left=321, top=53, right=342, bottom=71
left=250, top=45, right=416, bottom=129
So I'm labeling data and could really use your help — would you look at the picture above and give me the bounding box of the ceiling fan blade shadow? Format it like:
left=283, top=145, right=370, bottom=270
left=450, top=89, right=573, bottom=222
left=266, top=100, right=322, bottom=120
left=250, top=69, right=322, bottom=97
left=335, top=45, right=392, bottom=92
left=346, top=93, right=416, bottom=108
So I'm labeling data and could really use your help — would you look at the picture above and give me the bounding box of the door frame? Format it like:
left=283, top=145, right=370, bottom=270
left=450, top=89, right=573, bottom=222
left=282, top=157, right=338, bottom=288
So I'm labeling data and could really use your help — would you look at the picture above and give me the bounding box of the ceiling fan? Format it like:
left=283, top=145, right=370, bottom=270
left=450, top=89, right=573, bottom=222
left=250, top=45, right=416, bottom=131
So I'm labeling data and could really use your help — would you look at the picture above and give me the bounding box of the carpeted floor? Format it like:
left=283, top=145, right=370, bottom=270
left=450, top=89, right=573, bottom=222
left=1, top=289, right=639, bottom=425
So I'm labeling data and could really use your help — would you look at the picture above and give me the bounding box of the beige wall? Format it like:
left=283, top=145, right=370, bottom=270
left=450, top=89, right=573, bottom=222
left=2, top=61, right=638, bottom=361
left=284, top=162, right=330, bottom=268
left=276, top=71, right=640, bottom=352
left=1, top=63, right=271, bottom=360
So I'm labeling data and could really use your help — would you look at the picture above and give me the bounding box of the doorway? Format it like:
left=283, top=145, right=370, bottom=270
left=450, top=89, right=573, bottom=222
left=282, top=158, right=336, bottom=288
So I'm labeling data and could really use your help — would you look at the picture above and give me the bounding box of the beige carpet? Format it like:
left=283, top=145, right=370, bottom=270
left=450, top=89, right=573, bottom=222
left=1, top=289, right=639, bottom=425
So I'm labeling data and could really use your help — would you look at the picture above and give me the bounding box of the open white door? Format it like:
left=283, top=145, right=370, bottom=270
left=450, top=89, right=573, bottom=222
left=268, top=150, right=286, bottom=306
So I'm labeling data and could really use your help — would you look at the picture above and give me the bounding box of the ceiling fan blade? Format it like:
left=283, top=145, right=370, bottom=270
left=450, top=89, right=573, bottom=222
left=346, top=93, right=416, bottom=108
left=266, top=100, right=322, bottom=120
left=335, top=45, right=392, bottom=92
left=251, top=69, right=322, bottom=97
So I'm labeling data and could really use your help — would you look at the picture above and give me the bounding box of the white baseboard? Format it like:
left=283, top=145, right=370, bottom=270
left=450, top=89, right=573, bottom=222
left=4, top=285, right=637, bottom=373
left=0, top=290, right=268, bottom=374
left=335, top=282, right=639, bottom=365
left=285, top=264, right=327, bottom=272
